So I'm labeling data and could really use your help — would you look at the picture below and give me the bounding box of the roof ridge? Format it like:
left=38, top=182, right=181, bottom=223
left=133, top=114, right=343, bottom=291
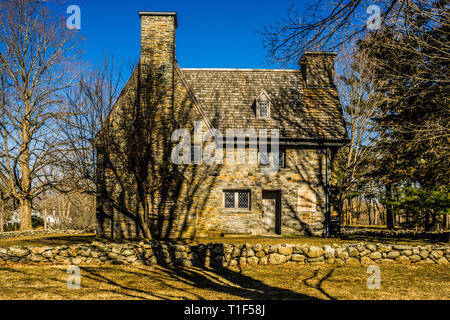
left=180, top=68, right=300, bottom=72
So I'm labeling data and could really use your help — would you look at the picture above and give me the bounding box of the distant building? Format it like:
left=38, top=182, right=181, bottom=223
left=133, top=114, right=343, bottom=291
left=7, top=210, right=61, bottom=227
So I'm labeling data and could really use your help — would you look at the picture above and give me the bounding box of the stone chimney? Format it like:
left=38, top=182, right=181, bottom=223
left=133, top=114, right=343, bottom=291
left=138, top=12, right=177, bottom=118
left=299, top=52, right=337, bottom=88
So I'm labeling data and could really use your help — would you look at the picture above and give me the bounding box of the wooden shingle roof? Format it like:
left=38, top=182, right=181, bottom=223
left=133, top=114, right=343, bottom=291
left=180, top=68, right=347, bottom=141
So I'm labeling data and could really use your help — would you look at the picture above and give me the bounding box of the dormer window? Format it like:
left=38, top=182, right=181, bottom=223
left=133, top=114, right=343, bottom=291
left=259, top=102, right=269, bottom=118
left=256, top=90, right=271, bottom=119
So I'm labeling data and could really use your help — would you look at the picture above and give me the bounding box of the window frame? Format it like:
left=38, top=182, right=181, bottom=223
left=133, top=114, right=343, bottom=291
left=258, top=101, right=270, bottom=119
left=258, top=149, right=286, bottom=168
left=255, top=90, right=271, bottom=120
left=223, top=190, right=251, bottom=210
left=259, top=150, right=270, bottom=167
left=257, top=101, right=270, bottom=119
left=278, top=149, right=286, bottom=168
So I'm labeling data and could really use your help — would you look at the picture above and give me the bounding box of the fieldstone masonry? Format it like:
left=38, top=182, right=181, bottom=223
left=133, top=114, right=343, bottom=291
left=95, top=12, right=349, bottom=239
left=1, top=241, right=448, bottom=267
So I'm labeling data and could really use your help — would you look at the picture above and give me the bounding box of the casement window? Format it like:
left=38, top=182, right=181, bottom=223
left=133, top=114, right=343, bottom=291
left=259, top=102, right=269, bottom=118
left=258, top=150, right=286, bottom=168
left=256, top=90, right=271, bottom=119
left=223, top=190, right=251, bottom=209
left=259, top=151, right=270, bottom=166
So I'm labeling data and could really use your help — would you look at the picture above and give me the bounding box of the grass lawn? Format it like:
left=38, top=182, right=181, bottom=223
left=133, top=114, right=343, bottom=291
left=191, top=235, right=447, bottom=247
left=0, top=264, right=448, bottom=300
left=0, top=233, right=98, bottom=248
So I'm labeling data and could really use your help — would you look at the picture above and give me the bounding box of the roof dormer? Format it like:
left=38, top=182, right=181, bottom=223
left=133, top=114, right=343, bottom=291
left=255, top=90, right=271, bottom=119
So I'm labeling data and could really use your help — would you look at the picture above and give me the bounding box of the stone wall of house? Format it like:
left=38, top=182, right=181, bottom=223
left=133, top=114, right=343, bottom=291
left=1, top=241, right=448, bottom=266
left=95, top=13, right=179, bottom=240
left=195, top=147, right=330, bottom=237
left=96, top=56, right=333, bottom=240
left=94, top=13, right=336, bottom=240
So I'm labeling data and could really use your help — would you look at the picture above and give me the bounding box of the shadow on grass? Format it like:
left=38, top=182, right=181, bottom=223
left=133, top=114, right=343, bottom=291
left=78, top=265, right=322, bottom=300
left=0, top=262, right=341, bottom=300
left=302, top=267, right=338, bottom=300
left=0, top=235, right=98, bottom=248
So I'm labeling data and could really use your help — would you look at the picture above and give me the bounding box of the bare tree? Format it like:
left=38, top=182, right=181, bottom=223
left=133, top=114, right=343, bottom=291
left=331, top=44, right=385, bottom=225
left=263, top=0, right=403, bottom=64
left=0, top=0, right=79, bottom=230
left=59, top=54, right=123, bottom=201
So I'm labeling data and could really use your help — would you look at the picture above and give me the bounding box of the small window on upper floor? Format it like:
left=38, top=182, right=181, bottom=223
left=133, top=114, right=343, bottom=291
left=259, top=102, right=269, bottom=118
left=256, top=90, right=271, bottom=119
left=258, top=149, right=286, bottom=168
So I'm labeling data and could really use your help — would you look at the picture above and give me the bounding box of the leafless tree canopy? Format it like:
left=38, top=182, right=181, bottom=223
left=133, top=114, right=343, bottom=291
left=262, top=0, right=448, bottom=64
left=0, top=0, right=80, bottom=230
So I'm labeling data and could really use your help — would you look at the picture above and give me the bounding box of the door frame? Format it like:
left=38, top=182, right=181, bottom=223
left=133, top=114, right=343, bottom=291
left=262, top=190, right=282, bottom=235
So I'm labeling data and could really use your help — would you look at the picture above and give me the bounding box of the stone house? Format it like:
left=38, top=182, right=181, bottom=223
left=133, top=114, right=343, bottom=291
left=95, top=12, right=348, bottom=240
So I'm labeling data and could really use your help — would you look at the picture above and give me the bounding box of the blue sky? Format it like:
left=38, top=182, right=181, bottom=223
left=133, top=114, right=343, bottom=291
left=52, top=0, right=308, bottom=74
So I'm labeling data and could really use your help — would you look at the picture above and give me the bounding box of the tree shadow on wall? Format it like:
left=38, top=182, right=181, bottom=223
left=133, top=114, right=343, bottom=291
left=95, top=62, right=221, bottom=241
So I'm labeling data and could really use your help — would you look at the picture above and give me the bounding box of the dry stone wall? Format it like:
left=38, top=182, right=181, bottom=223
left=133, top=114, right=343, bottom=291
left=1, top=241, right=449, bottom=267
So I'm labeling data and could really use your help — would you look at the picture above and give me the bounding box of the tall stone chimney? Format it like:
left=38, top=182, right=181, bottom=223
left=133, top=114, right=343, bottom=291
left=138, top=12, right=177, bottom=120
left=299, top=52, right=337, bottom=88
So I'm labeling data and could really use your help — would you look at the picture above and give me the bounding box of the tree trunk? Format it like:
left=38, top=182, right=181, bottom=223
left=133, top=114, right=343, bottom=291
left=374, top=200, right=378, bottom=225
left=137, top=214, right=152, bottom=240
left=0, top=201, right=4, bottom=232
left=338, top=194, right=345, bottom=227
left=424, top=210, right=431, bottom=232
left=430, top=213, right=437, bottom=231
left=43, top=206, right=48, bottom=231
left=385, top=183, right=395, bottom=229
left=19, top=198, right=33, bottom=231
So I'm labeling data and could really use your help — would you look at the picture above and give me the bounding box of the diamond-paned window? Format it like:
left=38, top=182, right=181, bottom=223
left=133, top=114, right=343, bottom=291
left=238, top=191, right=249, bottom=208
left=224, top=190, right=250, bottom=209
left=224, top=191, right=235, bottom=208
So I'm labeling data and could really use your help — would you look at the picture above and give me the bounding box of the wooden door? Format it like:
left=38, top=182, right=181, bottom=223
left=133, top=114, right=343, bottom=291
left=262, top=190, right=281, bottom=234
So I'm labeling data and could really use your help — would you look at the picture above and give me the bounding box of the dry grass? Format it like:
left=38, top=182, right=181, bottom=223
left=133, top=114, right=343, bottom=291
left=191, top=235, right=446, bottom=247
left=0, top=263, right=448, bottom=300
left=0, top=233, right=98, bottom=248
